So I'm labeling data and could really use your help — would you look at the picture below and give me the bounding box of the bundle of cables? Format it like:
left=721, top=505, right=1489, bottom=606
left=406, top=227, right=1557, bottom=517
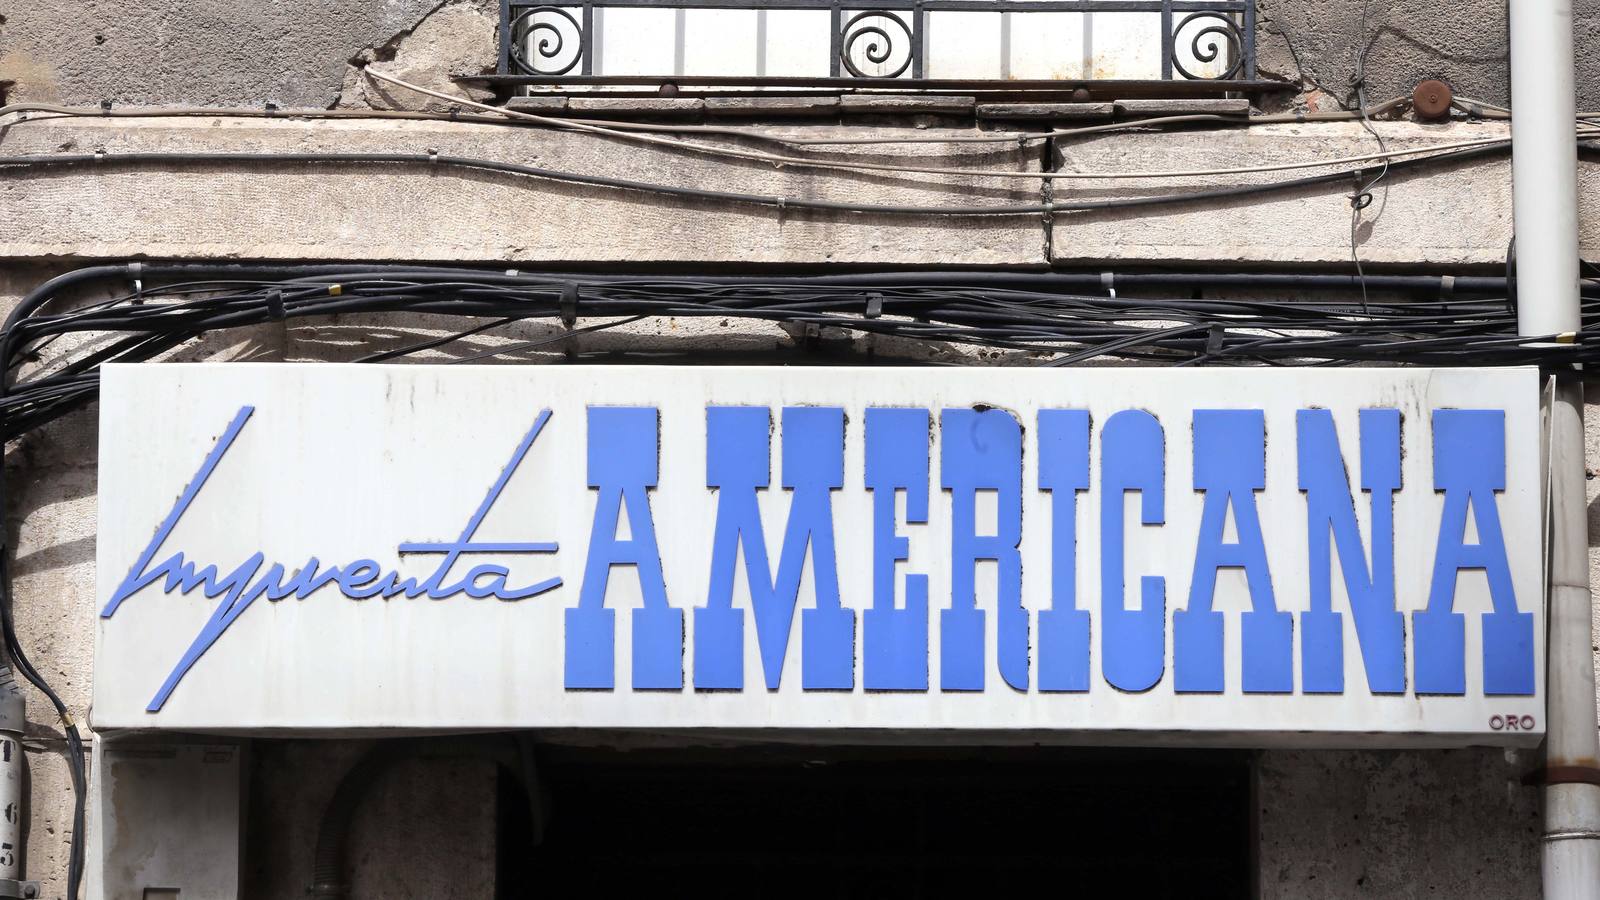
left=7, top=264, right=1599, bottom=441
left=2, top=260, right=1597, bottom=896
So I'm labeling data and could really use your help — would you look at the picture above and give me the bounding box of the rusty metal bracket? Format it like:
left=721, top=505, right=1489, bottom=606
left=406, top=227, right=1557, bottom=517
left=1520, top=765, right=1600, bottom=788
left=1412, top=79, right=1453, bottom=121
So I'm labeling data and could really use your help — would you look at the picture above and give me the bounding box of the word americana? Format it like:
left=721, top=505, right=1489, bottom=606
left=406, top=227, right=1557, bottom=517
left=104, top=403, right=1532, bottom=712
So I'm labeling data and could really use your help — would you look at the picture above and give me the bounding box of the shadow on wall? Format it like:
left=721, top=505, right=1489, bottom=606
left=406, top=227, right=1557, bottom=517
left=1257, top=0, right=1600, bottom=111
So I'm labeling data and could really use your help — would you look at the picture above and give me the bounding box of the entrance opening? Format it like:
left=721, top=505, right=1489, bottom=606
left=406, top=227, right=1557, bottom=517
left=498, top=745, right=1253, bottom=899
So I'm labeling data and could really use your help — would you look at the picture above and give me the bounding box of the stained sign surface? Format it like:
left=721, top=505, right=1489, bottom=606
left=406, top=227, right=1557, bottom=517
left=94, top=364, right=1544, bottom=745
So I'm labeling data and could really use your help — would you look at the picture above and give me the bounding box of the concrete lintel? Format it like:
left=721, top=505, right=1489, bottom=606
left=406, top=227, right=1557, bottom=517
left=1047, top=120, right=1596, bottom=267
left=0, top=116, right=1044, bottom=266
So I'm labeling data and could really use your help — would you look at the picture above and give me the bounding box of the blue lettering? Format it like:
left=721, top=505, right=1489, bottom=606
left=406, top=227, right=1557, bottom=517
left=1415, top=410, right=1533, bottom=695
left=1038, top=409, right=1090, bottom=692
left=1176, top=410, right=1291, bottom=693
left=568, top=407, right=681, bottom=690
left=863, top=409, right=930, bottom=692
left=695, top=407, right=853, bottom=691
left=337, top=561, right=385, bottom=599
left=940, top=408, right=1024, bottom=691
left=1298, top=409, right=1404, bottom=694
left=105, top=407, right=563, bottom=710
left=1101, top=410, right=1165, bottom=692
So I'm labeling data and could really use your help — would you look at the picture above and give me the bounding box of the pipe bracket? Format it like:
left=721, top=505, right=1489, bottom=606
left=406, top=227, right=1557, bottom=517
left=0, top=878, right=40, bottom=899
left=1520, top=765, right=1600, bottom=787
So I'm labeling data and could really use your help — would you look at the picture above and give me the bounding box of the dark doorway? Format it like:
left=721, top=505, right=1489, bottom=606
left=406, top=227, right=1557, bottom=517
left=498, top=745, right=1253, bottom=899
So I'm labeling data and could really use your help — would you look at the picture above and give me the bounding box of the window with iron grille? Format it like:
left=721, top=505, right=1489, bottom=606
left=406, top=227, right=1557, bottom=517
left=495, top=0, right=1257, bottom=88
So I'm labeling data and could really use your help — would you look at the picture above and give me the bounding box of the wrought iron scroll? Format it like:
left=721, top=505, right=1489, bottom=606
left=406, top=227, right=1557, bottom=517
left=1168, top=11, right=1244, bottom=80
left=509, top=5, right=586, bottom=76
left=500, top=0, right=1255, bottom=83
left=839, top=11, right=915, bottom=78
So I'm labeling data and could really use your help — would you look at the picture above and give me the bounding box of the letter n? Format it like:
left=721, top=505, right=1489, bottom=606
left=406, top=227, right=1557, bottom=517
left=566, top=407, right=683, bottom=690
left=1298, top=408, right=1404, bottom=694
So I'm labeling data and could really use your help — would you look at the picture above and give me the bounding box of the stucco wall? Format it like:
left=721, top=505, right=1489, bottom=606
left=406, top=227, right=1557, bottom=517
left=0, top=0, right=495, bottom=110
left=1, top=0, right=1597, bottom=895
left=1258, top=748, right=1543, bottom=898
left=4, top=0, right=1600, bottom=110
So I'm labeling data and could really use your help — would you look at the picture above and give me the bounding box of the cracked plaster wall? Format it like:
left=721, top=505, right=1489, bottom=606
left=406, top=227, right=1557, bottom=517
left=0, top=0, right=495, bottom=109
left=2, top=0, right=1599, bottom=110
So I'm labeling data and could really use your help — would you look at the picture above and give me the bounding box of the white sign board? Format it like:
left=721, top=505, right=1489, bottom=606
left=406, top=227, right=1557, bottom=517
left=95, top=364, right=1544, bottom=745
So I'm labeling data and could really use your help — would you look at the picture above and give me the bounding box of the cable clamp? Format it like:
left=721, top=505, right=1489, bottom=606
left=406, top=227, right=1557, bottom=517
left=505, top=269, right=519, bottom=277
left=327, top=284, right=343, bottom=297
left=93, top=148, right=106, bottom=164
left=1100, top=271, right=1116, bottom=300
left=99, top=99, right=112, bottom=116
left=57, top=710, right=75, bottom=730
left=1557, top=331, right=1579, bottom=344
left=1206, top=324, right=1226, bottom=356
left=264, top=101, right=279, bottom=117
left=775, top=197, right=787, bottom=215
left=560, top=283, right=579, bottom=328
left=427, top=148, right=439, bottom=166
left=1348, top=170, right=1375, bottom=209
left=0, top=876, right=41, bottom=898
left=864, top=292, right=883, bottom=319
left=129, top=261, right=144, bottom=305
left=448, top=105, right=461, bottom=120
left=1438, top=274, right=1455, bottom=298
left=266, top=289, right=286, bottom=322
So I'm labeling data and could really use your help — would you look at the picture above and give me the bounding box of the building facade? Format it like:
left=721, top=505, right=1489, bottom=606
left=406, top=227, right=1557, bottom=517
left=1, top=0, right=1598, bottom=897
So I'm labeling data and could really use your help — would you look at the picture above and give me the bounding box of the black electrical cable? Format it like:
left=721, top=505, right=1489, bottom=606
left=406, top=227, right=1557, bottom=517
left=4, top=264, right=1595, bottom=441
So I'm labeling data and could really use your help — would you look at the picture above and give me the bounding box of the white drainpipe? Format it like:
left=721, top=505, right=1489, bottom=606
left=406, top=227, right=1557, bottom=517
left=0, top=667, right=25, bottom=894
left=1510, top=2, right=1600, bottom=898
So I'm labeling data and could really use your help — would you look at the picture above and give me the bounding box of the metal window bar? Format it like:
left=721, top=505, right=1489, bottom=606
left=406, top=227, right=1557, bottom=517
left=499, top=0, right=1254, bottom=84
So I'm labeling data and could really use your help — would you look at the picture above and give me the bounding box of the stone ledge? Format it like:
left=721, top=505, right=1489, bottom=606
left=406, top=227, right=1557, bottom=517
left=1113, top=98, right=1252, bottom=116
left=1047, top=120, right=1600, bottom=266
left=705, top=96, right=841, bottom=117
left=0, top=116, right=1043, bottom=266
left=503, top=96, right=570, bottom=113
left=565, top=96, right=706, bottom=118
left=977, top=102, right=1115, bottom=121
left=839, top=94, right=975, bottom=115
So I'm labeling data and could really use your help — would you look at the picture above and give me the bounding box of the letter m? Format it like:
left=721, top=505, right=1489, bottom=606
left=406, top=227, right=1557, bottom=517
left=694, top=407, right=854, bottom=691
